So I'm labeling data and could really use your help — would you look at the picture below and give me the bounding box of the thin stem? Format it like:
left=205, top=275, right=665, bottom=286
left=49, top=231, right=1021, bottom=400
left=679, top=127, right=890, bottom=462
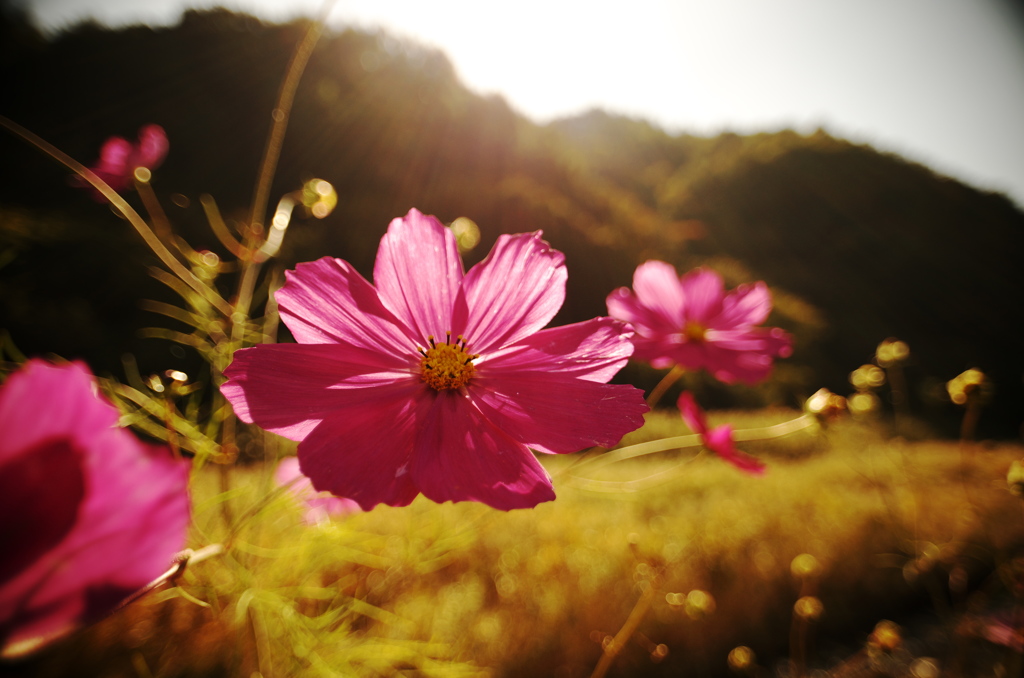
left=646, top=365, right=685, bottom=409
left=113, top=544, right=224, bottom=613
left=231, top=7, right=331, bottom=352
left=569, top=433, right=704, bottom=476
left=590, top=579, right=659, bottom=678
left=249, top=8, right=331, bottom=233
left=135, top=174, right=176, bottom=248
left=731, top=414, right=816, bottom=441
left=569, top=413, right=816, bottom=477
left=200, top=194, right=247, bottom=259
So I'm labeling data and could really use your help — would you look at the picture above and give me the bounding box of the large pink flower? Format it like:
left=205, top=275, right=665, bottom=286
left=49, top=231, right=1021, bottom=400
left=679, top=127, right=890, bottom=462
left=678, top=391, right=765, bottom=475
left=0, top=360, right=190, bottom=658
left=607, top=262, right=792, bottom=384
left=84, top=124, right=168, bottom=197
left=222, top=209, right=648, bottom=511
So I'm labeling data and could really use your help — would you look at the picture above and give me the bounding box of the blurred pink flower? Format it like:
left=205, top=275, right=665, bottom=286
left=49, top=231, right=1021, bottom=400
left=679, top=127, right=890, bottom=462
left=0, top=359, right=189, bottom=658
left=222, top=208, right=648, bottom=511
left=607, top=263, right=792, bottom=384
left=84, top=124, right=168, bottom=198
left=275, top=457, right=360, bottom=524
left=678, top=391, right=765, bottom=475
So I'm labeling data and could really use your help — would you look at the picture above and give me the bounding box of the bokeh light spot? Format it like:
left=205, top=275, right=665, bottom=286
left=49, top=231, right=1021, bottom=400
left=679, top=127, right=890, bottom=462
left=450, top=217, right=481, bottom=253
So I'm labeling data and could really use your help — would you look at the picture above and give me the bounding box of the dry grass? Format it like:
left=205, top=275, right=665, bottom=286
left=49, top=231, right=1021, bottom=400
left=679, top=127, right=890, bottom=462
left=10, top=411, right=1024, bottom=678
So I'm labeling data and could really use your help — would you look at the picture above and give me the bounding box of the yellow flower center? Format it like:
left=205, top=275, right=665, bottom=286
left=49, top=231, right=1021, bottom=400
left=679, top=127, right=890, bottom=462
left=683, top=321, right=707, bottom=342
left=418, top=333, right=479, bottom=391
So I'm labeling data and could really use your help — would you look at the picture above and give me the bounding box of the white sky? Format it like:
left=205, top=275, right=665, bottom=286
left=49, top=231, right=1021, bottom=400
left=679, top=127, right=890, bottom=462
left=26, top=0, right=1024, bottom=207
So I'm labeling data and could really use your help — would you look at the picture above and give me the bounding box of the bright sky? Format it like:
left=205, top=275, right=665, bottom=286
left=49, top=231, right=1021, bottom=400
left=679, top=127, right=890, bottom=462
left=26, top=0, right=1024, bottom=207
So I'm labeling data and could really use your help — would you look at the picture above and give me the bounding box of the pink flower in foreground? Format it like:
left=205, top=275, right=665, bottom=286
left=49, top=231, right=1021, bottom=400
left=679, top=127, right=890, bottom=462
left=607, top=262, right=792, bottom=384
left=222, top=208, right=648, bottom=511
left=275, top=457, right=360, bottom=524
left=0, top=360, right=190, bottom=658
left=84, top=124, right=168, bottom=197
left=678, top=391, right=765, bottom=475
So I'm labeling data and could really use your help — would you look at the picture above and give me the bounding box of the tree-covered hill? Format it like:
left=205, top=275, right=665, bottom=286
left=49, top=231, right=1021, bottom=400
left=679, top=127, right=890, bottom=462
left=1, top=7, right=1021, bottom=437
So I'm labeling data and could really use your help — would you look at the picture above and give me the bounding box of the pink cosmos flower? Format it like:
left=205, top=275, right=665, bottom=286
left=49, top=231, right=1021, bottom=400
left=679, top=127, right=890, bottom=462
left=84, top=124, right=168, bottom=197
left=222, top=208, right=648, bottom=511
left=606, top=262, right=792, bottom=384
left=678, top=391, right=765, bottom=475
left=275, top=456, right=360, bottom=524
left=0, top=359, right=190, bottom=658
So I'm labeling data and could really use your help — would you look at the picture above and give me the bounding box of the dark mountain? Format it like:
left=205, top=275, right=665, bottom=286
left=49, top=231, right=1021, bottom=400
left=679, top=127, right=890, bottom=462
left=1, top=8, right=1021, bottom=438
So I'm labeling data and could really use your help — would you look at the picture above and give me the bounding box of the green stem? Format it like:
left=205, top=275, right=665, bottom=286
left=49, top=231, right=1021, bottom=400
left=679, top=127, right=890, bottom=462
left=646, top=365, right=685, bottom=409
left=231, top=8, right=331, bottom=352
left=570, top=413, right=816, bottom=477
left=590, top=578, right=659, bottom=678
left=249, top=13, right=328, bottom=232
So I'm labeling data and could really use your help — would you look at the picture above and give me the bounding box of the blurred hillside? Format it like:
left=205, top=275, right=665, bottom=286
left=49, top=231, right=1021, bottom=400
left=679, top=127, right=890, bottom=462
left=1, top=6, right=1022, bottom=438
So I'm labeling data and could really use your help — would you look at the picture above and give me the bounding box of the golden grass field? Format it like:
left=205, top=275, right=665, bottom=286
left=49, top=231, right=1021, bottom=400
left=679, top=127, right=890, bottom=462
left=11, top=408, right=1024, bottom=678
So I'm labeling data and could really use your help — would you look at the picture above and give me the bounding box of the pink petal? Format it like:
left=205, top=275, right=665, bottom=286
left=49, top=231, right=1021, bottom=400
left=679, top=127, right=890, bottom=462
left=0, top=360, right=117, bottom=461
left=704, top=425, right=767, bottom=475
left=678, top=268, right=725, bottom=324
left=411, top=392, right=556, bottom=510
left=297, top=392, right=429, bottom=510
left=0, top=361, right=188, bottom=657
left=623, top=332, right=684, bottom=370
left=712, top=281, right=773, bottom=329
left=5, top=435, right=188, bottom=654
left=0, top=439, right=84, bottom=586
left=276, top=256, right=416, bottom=357
left=455, top=232, right=567, bottom=354
left=222, top=343, right=420, bottom=441
left=373, top=209, right=463, bottom=342
left=627, top=260, right=687, bottom=329
left=605, top=286, right=649, bottom=329
left=275, top=457, right=360, bottom=523
left=469, top=372, right=649, bottom=455
left=134, top=124, right=168, bottom=170
left=678, top=392, right=765, bottom=475
left=702, top=328, right=792, bottom=384
left=677, top=391, right=709, bottom=436
left=302, top=496, right=361, bottom=524
left=93, top=137, right=132, bottom=187
left=275, top=456, right=311, bottom=491
left=607, top=286, right=687, bottom=368
left=483, top=317, right=635, bottom=383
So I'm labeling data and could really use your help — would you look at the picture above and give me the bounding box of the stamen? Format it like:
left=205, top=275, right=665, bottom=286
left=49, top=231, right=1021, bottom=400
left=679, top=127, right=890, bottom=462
left=419, top=331, right=478, bottom=390
left=683, top=321, right=708, bottom=343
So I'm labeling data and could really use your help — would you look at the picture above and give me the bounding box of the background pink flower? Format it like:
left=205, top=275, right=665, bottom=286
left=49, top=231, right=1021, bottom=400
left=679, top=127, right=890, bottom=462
left=607, top=262, right=792, bottom=384
left=0, top=360, right=190, bottom=658
left=84, top=124, right=168, bottom=197
left=222, top=208, right=648, bottom=511
left=678, top=391, right=766, bottom=475
left=275, top=456, right=360, bottom=524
